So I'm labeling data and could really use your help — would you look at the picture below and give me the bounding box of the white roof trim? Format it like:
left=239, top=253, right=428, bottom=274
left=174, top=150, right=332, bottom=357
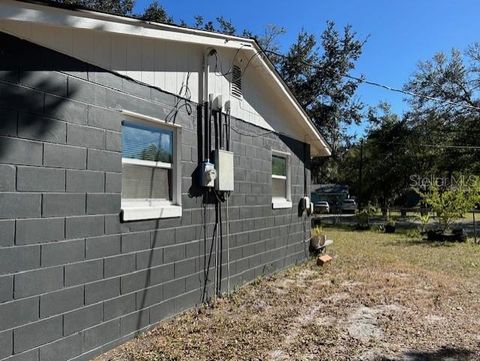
left=1, top=0, right=330, bottom=156
left=1, top=1, right=255, bottom=49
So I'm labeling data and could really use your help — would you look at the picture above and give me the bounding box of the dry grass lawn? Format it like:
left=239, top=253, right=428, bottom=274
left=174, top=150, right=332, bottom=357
left=95, top=227, right=480, bottom=360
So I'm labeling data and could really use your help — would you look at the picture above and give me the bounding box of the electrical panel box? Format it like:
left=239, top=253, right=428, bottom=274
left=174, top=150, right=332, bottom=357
left=215, top=150, right=234, bottom=191
left=201, top=161, right=216, bottom=188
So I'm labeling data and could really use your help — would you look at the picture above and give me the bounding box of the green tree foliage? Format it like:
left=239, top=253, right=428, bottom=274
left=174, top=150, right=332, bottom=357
left=193, top=16, right=215, bottom=32
left=404, top=45, right=480, bottom=177
left=52, top=0, right=134, bottom=16
left=278, top=22, right=365, bottom=152
left=332, top=103, right=415, bottom=207
left=245, top=25, right=287, bottom=66
left=419, top=179, right=480, bottom=232
left=215, top=16, right=236, bottom=36
left=405, top=46, right=480, bottom=119
left=338, top=42, right=480, bottom=207
left=138, top=144, right=172, bottom=163
left=273, top=23, right=366, bottom=183
left=141, top=0, right=173, bottom=23
left=359, top=104, right=413, bottom=207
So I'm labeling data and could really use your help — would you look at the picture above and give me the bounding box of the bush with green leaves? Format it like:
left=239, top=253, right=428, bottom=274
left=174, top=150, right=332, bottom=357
left=415, top=213, right=431, bottom=233
left=355, top=203, right=377, bottom=230
left=419, top=178, right=480, bottom=232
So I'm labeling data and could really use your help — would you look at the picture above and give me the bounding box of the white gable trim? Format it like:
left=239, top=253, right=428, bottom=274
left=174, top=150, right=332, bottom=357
left=1, top=0, right=330, bottom=156
left=1, top=1, right=256, bottom=49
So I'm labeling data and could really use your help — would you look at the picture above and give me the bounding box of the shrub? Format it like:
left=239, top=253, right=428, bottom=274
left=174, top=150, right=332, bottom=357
left=355, top=203, right=376, bottom=230
left=415, top=213, right=431, bottom=233
left=419, top=178, right=480, bottom=232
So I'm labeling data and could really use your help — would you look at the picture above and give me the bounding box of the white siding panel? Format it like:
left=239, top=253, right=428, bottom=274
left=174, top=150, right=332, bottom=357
left=73, top=29, right=94, bottom=65
left=0, top=20, right=310, bottom=142
left=141, top=38, right=155, bottom=85
left=111, top=33, right=127, bottom=76
left=46, top=27, right=73, bottom=56
left=94, top=31, right=111, bottom=70
left=0, top=20, right=32, bottom=41
left=153, top=40, right=165, bottom=90
left=185, top=43, right=199, bottom=103
left=164, top=41, right=178, bottom=95
left=174, top=42, right=186, bottom=95
left=125, top=35, right=142, bottom=82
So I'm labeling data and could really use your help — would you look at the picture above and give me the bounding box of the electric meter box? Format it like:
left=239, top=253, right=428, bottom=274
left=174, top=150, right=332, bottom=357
left=214, top=149, right=234, bottom=191
left=201, top=161, right=216, bottom=188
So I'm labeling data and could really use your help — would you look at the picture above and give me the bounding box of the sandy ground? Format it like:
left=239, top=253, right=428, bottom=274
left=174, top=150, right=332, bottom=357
left=95, top=228, right=480, bottom=361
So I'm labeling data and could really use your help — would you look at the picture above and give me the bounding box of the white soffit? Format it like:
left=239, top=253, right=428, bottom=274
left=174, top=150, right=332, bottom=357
left=1, top=0, right=331, bottom=156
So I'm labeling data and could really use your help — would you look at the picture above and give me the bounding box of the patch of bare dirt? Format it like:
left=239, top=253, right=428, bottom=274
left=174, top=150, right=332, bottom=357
left=94, top=230, right=480, bottom=361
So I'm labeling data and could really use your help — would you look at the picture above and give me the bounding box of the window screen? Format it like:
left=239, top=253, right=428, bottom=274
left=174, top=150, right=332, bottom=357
left=272, top=155, right=286, bottom=176
left=122, top=164, right=172, bottom=200
left=122, top=121, right=173, bottom=163
left=122, top=121, right=174, bottom=201
left=272, top=154, right=288, bottom=200
left=272, top=177, right=287, bottom=199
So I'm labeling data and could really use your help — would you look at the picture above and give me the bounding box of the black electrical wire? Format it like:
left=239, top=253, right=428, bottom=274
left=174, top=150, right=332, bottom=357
left=216, top=47, right=480, bottom=151
left=204, top=102, right=209, bottom=161
left=213, top=44, right=248, bottom=77
left=214, top=45, right=480, bottom=112
left=360, top=140, right=480, bottom=150
left=261, top=49, right=480, bottom=112
left=212, top=45, right=268, bottom=82
left=230, top=125, right=275, bottom=138
left=214, top=110, right=219, bottom=150
left=196, top=49, right=480, bottom=155
left=166, top=72, right=193, bottom=123
left=218, top=200, right=223, bottom=295
left=227, top=110, right=231, bottom=151
left=202, top=199, right=211, bottom=302
left=218, top=110, right=223, bottom=150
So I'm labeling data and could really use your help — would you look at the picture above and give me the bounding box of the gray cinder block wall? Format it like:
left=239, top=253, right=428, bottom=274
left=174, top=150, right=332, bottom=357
left=0, top=32, right=311, bottom=361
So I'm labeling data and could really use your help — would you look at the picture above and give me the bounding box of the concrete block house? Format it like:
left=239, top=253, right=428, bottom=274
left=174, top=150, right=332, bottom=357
left=0, top=1, right=330, bottom=360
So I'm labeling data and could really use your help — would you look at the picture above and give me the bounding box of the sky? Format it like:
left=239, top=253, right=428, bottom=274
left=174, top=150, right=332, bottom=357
left=134, top=0, right=480, bottom=137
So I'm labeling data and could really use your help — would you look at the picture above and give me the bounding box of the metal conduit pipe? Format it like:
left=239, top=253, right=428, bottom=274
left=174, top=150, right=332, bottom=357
left=203, top=48, right=216, bottom=161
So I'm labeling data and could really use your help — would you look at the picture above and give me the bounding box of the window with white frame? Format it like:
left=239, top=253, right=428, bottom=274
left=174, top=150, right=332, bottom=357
left=271, top=151, right=292, bottom=209
left=121, top=111, right=182, bottom=221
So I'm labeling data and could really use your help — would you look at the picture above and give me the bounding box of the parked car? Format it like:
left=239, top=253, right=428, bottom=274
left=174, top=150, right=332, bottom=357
left=314, top=201, right=330, bottom=214
left=341, top=199, right=357, bottom=214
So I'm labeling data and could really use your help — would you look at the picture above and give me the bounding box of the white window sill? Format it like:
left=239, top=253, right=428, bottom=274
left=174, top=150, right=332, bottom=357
left=272, top=200, right=292, bottom=209
left=122, top=205, right=182, bottom=221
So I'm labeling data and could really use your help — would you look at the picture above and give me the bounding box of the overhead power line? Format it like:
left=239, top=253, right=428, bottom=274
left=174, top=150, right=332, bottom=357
left=417, top=143, right=480, bottom=150
left=261, top=50, right=480, bottom=112
left=214, top=47, right=480, bottom=150
left=364, top=140, right=480, bottom=151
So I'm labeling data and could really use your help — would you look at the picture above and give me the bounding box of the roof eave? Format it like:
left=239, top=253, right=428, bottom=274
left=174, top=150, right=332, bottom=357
left=4, top=0, right=331, bottom=156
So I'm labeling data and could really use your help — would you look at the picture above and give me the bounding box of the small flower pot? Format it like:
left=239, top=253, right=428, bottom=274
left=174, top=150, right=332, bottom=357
left=310, top=234, right=326, bottom=250
left=385, top=224, right=396, bottom=233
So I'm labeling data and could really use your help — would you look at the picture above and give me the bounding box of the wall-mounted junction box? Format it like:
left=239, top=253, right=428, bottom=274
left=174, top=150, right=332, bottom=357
left=215, top=150, right=234, bottom=191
